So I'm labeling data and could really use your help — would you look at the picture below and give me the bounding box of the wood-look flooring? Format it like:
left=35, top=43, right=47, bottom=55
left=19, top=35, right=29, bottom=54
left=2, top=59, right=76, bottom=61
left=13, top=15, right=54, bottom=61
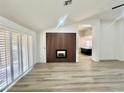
left=8, top=54, right=124, bottom=92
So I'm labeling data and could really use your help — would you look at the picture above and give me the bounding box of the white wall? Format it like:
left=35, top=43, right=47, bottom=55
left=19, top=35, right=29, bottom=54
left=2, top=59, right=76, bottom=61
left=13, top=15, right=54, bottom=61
left=79, top=28, right=92, bottom=48
left=79, top=18, right=124, bottom=61
left=97, top=19, right=124, bottom=61
left=36, top=32, right=42, bottom=63
left=0, top=0, right=3, bottom=15
left=0, top=16, right=37, bottom=64
left=115, top=20, right=124, bottom=61
left=39, top=27, right=79, bottom=63
left=99, top=20, right=116, bottom=60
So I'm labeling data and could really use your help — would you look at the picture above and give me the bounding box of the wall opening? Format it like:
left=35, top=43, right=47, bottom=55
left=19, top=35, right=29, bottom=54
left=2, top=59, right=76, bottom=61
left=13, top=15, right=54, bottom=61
left=78, top=24, right=93, bottom=62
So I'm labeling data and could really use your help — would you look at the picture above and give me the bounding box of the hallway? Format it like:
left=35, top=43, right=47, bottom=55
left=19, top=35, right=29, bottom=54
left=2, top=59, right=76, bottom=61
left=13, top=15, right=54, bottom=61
left=9, top=58, right=124, bottom=92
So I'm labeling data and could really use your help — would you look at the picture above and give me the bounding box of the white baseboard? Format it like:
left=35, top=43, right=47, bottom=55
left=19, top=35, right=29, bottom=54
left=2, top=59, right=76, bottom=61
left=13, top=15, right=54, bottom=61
left=3, top=67, right=33, bottom=92
left=91, top=58, right=100, bottom=62
left=118, top=59, right=124, bottom=61
left=36, top=62, right=46, bottom=63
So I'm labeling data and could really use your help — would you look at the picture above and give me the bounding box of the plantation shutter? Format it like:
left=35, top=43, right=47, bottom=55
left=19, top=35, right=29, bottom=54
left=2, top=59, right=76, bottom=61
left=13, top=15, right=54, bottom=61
left=28, top=36, right=33, bottom=67
left=22, top=35, right=29, bottom=72
left=12, top=32, right=20, bottom=79
left=0, top=30, right=7, bottom=91
left=0, top=29, right=12, bottom=91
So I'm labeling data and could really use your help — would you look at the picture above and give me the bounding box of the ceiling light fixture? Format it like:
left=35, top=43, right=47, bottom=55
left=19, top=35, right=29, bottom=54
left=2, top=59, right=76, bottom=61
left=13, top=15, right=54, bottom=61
left=64, top=0, right=72, bottom=6
left=112, top=4, right=124, bottom=10
left=56, top=15, right=69, bottom=29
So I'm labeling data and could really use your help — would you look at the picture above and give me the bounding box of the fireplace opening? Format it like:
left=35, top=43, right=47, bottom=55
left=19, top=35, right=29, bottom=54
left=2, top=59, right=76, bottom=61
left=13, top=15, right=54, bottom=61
left=56, top=49, right=67, bottom=58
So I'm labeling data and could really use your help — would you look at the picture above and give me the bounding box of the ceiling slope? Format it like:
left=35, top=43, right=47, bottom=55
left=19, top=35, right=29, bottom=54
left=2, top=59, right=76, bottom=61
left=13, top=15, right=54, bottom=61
left=0, top=0, right=3, bottom=15
left=2, top=0, right=124, bottom=31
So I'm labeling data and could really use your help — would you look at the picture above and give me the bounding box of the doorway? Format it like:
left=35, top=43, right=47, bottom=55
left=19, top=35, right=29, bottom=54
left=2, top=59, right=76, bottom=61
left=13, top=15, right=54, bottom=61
left=78, top=25, right=93, bottom=62
left=46, top=33, right=76, bottom=63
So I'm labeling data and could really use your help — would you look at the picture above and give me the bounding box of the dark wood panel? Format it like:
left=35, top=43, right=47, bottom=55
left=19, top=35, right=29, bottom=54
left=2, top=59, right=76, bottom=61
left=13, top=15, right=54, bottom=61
left=46, top=33, right=76, bottom=63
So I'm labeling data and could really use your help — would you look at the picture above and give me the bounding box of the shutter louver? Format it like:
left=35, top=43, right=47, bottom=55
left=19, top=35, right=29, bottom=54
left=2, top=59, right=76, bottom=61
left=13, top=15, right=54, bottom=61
left=28, top=36, right=33, bottom=67
left=22, top=35, right=29, bottom=72
left=12, top=32, right=20, bottom=79
left=0, top=28, right=34, bottom=91
left=0, top=30, right=7, bottom=90
left=0, top=29, right=12, bottom=91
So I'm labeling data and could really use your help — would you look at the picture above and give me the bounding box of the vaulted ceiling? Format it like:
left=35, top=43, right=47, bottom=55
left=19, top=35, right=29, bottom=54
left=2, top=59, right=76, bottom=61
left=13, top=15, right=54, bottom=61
left=1, top=0, right=124, bottom=31
left=0, top=0, right=3, bottom=15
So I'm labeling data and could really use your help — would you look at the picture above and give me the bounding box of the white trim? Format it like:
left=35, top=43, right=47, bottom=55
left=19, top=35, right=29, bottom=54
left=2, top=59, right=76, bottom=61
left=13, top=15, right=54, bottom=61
left=118, top=59, right=124, bottom=61
left=3, top=67, right=33, bottom=92
left=36, top=62, right=46, bottom=64
left=0, top=16, right=34, bottom=34
left=91, top=57, right=100, bottom=62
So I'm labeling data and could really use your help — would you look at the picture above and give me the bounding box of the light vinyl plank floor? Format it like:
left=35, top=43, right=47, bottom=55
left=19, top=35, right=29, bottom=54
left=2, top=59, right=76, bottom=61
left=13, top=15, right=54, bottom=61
left=8, top=54, right=124, bottom=92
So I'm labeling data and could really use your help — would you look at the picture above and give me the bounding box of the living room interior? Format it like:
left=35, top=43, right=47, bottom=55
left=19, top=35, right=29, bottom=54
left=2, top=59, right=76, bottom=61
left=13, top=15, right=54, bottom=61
left=1, top=0, right=124, bottom=92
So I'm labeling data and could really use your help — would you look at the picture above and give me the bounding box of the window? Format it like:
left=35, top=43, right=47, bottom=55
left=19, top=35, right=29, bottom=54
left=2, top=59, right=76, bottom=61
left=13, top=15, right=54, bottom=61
left=12, top=32, right=20, bottom=79
left=22, top=35, right=29, bottom=72
left=0, top=28, right=34, bottom=91
left=0, top=29, right=12, bottom=91
left=28, top=36, right=33, bottom=67
left=5, top=31, right=12, bottom=85
left=0, top=30, right=7, bottom=91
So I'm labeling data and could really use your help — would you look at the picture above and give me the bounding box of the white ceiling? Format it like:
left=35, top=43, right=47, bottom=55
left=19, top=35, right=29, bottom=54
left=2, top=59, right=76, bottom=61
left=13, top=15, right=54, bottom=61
left=0, top=0, right=3, bottom=15
left=94, top=7, right=124, bottom=21
left=1, top=0, right=124, bottom=32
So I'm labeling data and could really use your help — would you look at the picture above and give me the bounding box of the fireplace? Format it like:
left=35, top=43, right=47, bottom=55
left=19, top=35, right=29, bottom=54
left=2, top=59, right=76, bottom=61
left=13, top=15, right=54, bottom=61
left=56, top=49, right=67, bottom=58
